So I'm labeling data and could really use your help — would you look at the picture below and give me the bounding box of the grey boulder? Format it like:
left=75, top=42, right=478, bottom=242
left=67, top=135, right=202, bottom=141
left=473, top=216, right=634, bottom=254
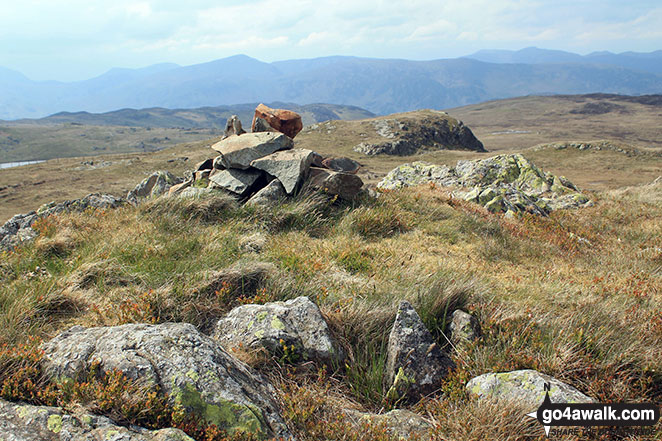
left=213, top=296, right=343, bottom=365
left=0, top=399, right=193, bottom=441
left=466, top=369, right=594, bottom=411
left=211, top=132, right=293, bottom=170
left=251, top=149, right=317, bottom=194
left=40, top=323, right=291, bottom=439
left=385, top=301, right=455, bottom=402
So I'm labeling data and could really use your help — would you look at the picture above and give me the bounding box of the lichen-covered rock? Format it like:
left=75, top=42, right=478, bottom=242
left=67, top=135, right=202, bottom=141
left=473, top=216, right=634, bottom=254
left=449, top=310, right=480, bottom=346
left=245, top=179, right=287, bottom=207
left=377, top=155, right=592, bottom=215
left=211, top=132, right=293, bottom=170
left=251, top=104, right=303, bottom=139
left=0, top=399, right=193, bottom=441
left=343, top=409, right=432, bottom=440
left=251, top=149, right=317, bottom=194
left=213, top=296, right=343, bottom=365
left=385, top=301, right=454, bottom=402
left=127, top=171, right=180, bottom=205
left=466, top=369, right=594, bottom=411
left=41, top=323, right=291, bottom=439
left=208, top=168, right=263, bottom=196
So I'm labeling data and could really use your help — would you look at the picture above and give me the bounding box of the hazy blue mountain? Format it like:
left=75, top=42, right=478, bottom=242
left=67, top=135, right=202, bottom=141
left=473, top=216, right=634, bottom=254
left=7, top=102, right=375, bottom=128
left=466, top=47, right=662, bottom=74
left=1, top=50, right=661, bottom=119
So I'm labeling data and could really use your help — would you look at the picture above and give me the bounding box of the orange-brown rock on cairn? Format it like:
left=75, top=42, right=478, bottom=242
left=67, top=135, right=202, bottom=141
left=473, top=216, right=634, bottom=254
left=251, top=103, right=303, bottom=139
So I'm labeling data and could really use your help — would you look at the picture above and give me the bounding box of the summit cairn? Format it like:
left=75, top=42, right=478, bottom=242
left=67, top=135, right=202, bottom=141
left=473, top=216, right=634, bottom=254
left=169, top=105, right=363, bottom=203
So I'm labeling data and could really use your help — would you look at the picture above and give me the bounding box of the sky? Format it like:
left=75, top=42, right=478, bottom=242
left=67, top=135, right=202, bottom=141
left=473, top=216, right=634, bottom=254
left=1, top=0, right=661, bottom=82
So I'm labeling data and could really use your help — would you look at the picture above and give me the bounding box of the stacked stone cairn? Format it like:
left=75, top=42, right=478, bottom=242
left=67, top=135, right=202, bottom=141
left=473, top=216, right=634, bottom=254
left=168, top=104, right=364, bottom=204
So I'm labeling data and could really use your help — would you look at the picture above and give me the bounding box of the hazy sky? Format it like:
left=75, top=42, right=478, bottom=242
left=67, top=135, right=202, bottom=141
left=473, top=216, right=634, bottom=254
left=1, top=0, right=660, bottom=81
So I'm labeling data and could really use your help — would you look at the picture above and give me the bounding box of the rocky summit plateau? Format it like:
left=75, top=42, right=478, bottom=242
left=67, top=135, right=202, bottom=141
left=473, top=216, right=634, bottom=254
left=0, top=97, right=660, bottom=441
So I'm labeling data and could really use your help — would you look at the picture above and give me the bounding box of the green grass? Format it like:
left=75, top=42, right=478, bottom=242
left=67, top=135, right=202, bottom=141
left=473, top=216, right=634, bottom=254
left=0, top=182, right=660, bottom=440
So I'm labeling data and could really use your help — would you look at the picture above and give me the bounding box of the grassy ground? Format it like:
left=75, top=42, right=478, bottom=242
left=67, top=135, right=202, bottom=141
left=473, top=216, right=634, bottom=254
left=0, top=179, right=659, bottom=439
left=3, top=103, right=661, bottom=223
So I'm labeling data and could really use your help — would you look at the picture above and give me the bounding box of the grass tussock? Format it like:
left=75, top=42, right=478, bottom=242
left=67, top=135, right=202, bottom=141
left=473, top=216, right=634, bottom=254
left=0, top=182, right=660, bottom=439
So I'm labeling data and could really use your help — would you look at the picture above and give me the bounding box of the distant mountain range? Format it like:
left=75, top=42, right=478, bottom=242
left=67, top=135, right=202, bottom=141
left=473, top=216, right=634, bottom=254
left=7, top=102, right=375, bottom=129
left=1, top=47, right=661, bottom=120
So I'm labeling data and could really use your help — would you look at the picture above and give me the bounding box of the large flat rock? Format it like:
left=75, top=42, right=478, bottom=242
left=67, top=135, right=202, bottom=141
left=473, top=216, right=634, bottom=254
left=211, top=133, right=293, bottom=170
left=209, top=168, right=263, bottom=196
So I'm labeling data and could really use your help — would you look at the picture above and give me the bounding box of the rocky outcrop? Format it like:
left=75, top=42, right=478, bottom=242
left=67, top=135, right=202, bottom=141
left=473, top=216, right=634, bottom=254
left=251, top=104, right=303, bottom=139
left=127, top=171, right=180, bottom=205
left=354, top=113, right=485, bottom=156
left=211, top=132, right=293, bottom=170
left=449, top=310, right=481, bottom=346
left=466, top=369, right=594, bottom=411
left=378, top=154, right=592, bottom=216
left=213, top=296, right=343, bottom=365
left=0, top=399, right=193, bottom=441
left=385, top=301, right=454, bottom=403
left=0, top=193, right=124, bottom=251
left=41, top=323, right=291, bottom=439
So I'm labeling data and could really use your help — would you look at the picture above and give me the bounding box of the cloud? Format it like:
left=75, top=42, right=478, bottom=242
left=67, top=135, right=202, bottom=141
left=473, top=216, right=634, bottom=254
left=0, top=0, right=660, bottom=80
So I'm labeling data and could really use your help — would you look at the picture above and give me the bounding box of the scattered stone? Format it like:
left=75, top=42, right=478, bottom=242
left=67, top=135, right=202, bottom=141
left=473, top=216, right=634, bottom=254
left=251, top=104, right=303, bottom=139
left=41, top=323, right=291, bottom=439
left=211, top=132, right=293, bottom=170
left=251, top=149, right=316, bottom=194
left=0, top=399, right=193, bottom=441
left=449, top=310, right=480, bottom=346
left=343, top=409, right=431, bottom=440
left=385, top=301, right=454, bottom=402
left=127, top=171, right=180, bottom=205
left=467, top=370, right=594, bottom=411
left=245, top=179, right=287, bottom=207
left=321, top=157, right=361, bottom=174
left=223, top=115, right=246, bottom=139
left=213, top=296, right=343, bottom=365
left=308, top=168, right=364, bottom=200
left=377, top=155, right=592, bottom=215
left=208, top=168, right=263, bottom=196
left=168, top=180, right=192, bottom=196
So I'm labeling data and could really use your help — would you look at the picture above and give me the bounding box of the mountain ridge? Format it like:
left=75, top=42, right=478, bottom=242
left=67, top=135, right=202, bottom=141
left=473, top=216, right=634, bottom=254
left=1, top=49, right=661, bottom=120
